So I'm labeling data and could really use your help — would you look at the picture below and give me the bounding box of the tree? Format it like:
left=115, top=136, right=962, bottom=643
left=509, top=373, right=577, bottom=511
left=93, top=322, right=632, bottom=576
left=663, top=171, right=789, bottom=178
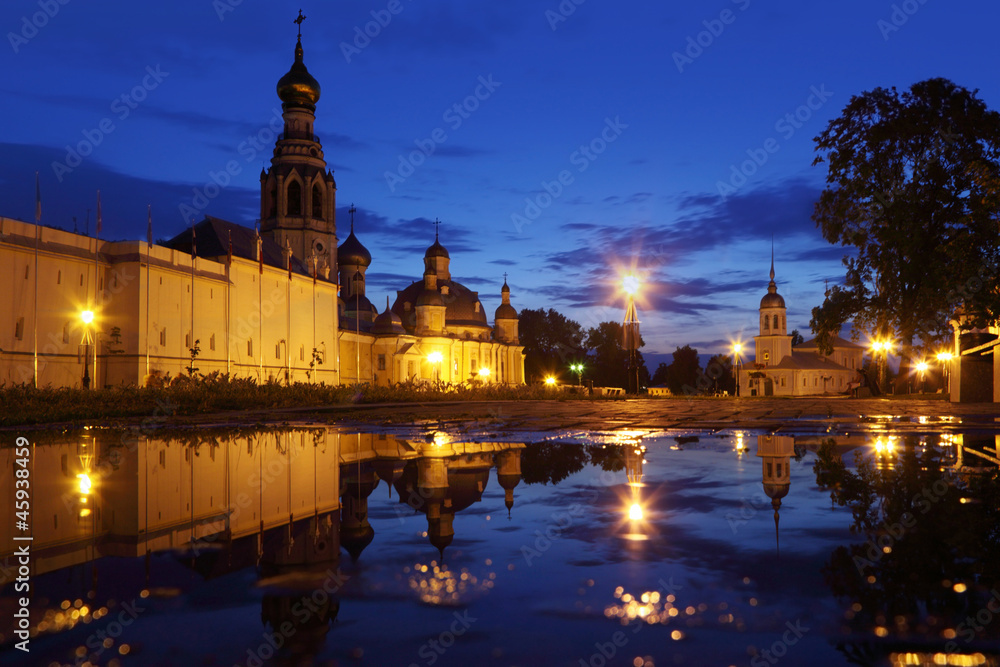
left=651, top=362, right=669, bottom=387
left=810, top=78, right=1000, bottom=358
left=664, top=345, right=701, bottom=394
left=584, top=321, right=649, bottom=389
left=519, top=308, right=587, bottom=382
left=790, top=329, right=805, bottom=346
left=705, top=353, right=734, bottom=394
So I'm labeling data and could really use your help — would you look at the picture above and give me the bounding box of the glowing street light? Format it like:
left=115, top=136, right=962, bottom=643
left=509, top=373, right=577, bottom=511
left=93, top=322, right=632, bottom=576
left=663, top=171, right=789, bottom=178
left=915, top=360, right=928, bottom=394
left=427, top=351, right=443, bottom=382
left=622, top=274, right=641, bottom=394
left=628, top=503, right=644, bottom=521
left=478, top=367, right=491, bottom=380
left=570, top=362, right=584, bottom=385
left=80, top=309, right=96, bottom=390
left=732, top=342, right=742, bottom=397
left=936, top=351, right=954, bottom=395
left=544, top=376, right=557, bottom=387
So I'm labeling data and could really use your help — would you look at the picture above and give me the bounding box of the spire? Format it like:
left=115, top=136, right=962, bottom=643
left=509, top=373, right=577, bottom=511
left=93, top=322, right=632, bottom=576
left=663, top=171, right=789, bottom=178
left=433, top=218, right=441, bottom=242
left=349, top=203, right=357, bottom=233
left=769, top=237, right=775, bottom=281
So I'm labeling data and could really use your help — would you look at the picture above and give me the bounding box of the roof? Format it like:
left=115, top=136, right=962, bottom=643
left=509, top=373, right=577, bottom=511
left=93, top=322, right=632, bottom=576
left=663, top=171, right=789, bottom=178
left=796, top=336, right=865, bottom=351
left=392, top=279, right=489, bottom=330
left=766, top=351, right=855, bottom=372
left=337, top=230, right=371, bottom=267
left=164, top=216, right=324, bottom=280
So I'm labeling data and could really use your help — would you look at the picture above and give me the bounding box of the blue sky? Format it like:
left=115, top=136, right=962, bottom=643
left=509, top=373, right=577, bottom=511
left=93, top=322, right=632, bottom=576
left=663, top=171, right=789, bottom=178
left=2, top=0, right=998, bottom=366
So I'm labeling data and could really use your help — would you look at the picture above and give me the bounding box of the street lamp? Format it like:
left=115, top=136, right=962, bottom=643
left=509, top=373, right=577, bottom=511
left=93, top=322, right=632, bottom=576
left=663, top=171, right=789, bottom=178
left=936, top=351, right=953, bottom=395
left=427, top=351, right=443, bottom=382
left=622, top=275, right=640, bottom=394
left=570, top=362, right=584, bottom=386
left=914, top=360, right=928, bottom=394
left=732, top=343, right=742, bottom=397
left=478, top=367, right=491, bottom=382
left=869, top=338, right=893, bottom=394
left=544, top=376, right=557, bottom=387
left=80, top=310, right=95, bottom=389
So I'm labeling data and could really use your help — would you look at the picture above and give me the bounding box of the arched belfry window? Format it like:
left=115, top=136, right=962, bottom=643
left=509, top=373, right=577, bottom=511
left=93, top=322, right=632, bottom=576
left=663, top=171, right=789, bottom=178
left=763, top=316, right=769, bottom=331
left=287, top=181, right=302, bottom=216
left=268, top=186, right=277, bottom=218
left=773, top=314, right=779, bottom=330
left=312, top=184, right=323, bottom=219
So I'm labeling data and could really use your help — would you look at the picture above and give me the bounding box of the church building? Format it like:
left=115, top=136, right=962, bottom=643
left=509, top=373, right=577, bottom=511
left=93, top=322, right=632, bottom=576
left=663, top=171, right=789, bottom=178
left=0, top=24, right=523, bottom=389
left=737, top=257, right=863, bottom=396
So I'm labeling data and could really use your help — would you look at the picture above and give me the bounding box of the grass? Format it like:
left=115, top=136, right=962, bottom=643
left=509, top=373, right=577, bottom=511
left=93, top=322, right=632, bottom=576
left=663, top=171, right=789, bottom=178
left=0, top=372, right=602, bottom=427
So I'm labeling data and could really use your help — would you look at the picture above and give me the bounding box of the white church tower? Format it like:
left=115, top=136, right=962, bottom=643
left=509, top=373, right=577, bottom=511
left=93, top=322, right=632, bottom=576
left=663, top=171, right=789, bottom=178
left=753, top=251, right=791, bottom=367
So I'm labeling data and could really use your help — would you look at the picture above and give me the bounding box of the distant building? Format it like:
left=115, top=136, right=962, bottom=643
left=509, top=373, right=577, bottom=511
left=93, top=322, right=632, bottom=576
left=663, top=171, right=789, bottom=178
left=0, top=28, right=523, bottom=388
left=738, top=257, right=863, bottom=396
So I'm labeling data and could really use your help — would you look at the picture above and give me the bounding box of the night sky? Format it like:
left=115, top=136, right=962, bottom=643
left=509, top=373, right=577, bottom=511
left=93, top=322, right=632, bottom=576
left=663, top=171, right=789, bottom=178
left=2, top=0, right=997, bottom=366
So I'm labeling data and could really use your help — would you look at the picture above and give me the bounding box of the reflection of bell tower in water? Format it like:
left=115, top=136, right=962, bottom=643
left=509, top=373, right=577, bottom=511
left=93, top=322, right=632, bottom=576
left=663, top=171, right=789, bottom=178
left=339, top=461, right=379, bottom=562
left=756, top=435, right=794, bottom=553
left=260, top=14, right=338, bottom=276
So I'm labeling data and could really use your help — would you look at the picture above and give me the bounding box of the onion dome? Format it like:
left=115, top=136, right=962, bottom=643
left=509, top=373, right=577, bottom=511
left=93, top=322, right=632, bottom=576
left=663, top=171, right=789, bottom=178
left=762, top=483, right=790, bottom=509
left=372, top=297, right=406, bottom=335
left=495, top=278, right=517, bottom=320
left=338, top=230, right=371, bottom=268
left=416, top=286, right=445, bottom=307
left=276, top=37, right=321, bottom=109
left=760, top=255, right=785, bottom=309
left=425, top=237, right=449, bottom=259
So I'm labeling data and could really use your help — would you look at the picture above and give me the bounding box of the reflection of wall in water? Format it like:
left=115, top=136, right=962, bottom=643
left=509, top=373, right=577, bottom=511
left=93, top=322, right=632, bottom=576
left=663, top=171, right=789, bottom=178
left=1, top=429, right=341, bottom=579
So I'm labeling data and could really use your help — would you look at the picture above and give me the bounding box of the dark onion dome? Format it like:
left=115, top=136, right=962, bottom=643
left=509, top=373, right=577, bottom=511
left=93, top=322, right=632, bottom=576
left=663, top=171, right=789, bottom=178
left=425, top=238, right=449, bottom=259
left=760, top=281, right=785, bottom=309
left=760, top=256, right=785, bottom=309
left=393, top=279, right=489, bottom=329
left=344, top=293, right=376, bottom=316
left=416, top=285, right=445, bottom=307
left=337, top=230, right=371, bottom=267
left=762, top=482, right=790, bottom=508
left=339, top=524, right=375, bottom=562
left=276, top=38, right=321, bottom=108
left=495, top=302, right=518, bottom=320
left=372, top=297, right=406, bottom=335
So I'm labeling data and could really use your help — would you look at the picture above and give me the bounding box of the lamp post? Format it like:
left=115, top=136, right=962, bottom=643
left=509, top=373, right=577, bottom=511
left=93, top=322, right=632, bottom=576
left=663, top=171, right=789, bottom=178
left=427, top=351, right=443, bottom=383
left=570, top=362, right=584, bottom=386
left=80, top=310, right=94, bottom=389
left=870, top=339, right=893, bottom=394
left=478, top=367, right=491, bottom=383
left=915, top=360, right=928, bottom=394
left=936, top=351, right=953, bottom=395
left=733, top=343, right=742, bottom=397
left=622, top=275, right=640, bottom=395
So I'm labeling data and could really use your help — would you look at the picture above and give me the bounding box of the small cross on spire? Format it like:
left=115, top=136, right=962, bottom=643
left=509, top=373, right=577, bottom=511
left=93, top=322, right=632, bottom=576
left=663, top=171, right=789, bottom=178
left=349, top=203, right=357, bottom=233
left=503, top=272, right=508, bottom=282
left=294, top=9, right=307, bottom=37
left=433, top=218, right=442, bottom=241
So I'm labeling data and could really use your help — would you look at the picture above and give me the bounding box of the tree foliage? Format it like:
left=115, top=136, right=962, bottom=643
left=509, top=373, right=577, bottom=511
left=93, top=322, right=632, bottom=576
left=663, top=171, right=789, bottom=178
left=519, top=308, right=587, bottom=382
left=810, top=78, right=1000, bottom=355
left=662, top=345, right=701, bottom=394
left=584, top=321, right=649, bottom=389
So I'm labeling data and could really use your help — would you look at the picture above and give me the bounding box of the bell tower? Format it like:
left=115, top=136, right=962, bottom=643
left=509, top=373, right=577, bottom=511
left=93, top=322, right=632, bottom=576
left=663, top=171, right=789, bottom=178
left=261, top=11, right=337, bottom=278
left=753, top=249, right=791, bottom=366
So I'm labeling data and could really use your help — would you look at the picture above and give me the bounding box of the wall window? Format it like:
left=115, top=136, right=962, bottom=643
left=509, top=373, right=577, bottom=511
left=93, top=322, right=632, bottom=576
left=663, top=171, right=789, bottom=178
left=275, top=343, right=281, bottom=359
left=24, top=265, right=29, bottom=279
left=763, top=316, right=769, bottom=331
left=312, top=184, right=323, bottom=219
left=56, top=270, right=61, bottom=285
left=377, top=354, right=386, bottom=371
left=63, top=322, right=70, bottom=344
left=287, top=181, right=302, bottom=216
left=408, top=360, right=415, bottom=377
left=209, top=334, right=216, bottom=351
left=772, top=314, right=779, bottom=330
left=185, top=332, right=192, bottom=348
left=780, top=376, right=786, bottom=387
left=247, top=338, right=253, bottom=357
left=15, top=316, right=25, bottom=340
left=802, top=377, right=806, bottom=387
left=160, top=328, right=167, bottom=346
left=300, top=344, right=305, bottom=361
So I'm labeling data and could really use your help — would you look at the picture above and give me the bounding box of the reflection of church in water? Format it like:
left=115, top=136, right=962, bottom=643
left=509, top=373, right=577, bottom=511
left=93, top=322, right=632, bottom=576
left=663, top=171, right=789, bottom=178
left=0, top=428, right=524, bottom=653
